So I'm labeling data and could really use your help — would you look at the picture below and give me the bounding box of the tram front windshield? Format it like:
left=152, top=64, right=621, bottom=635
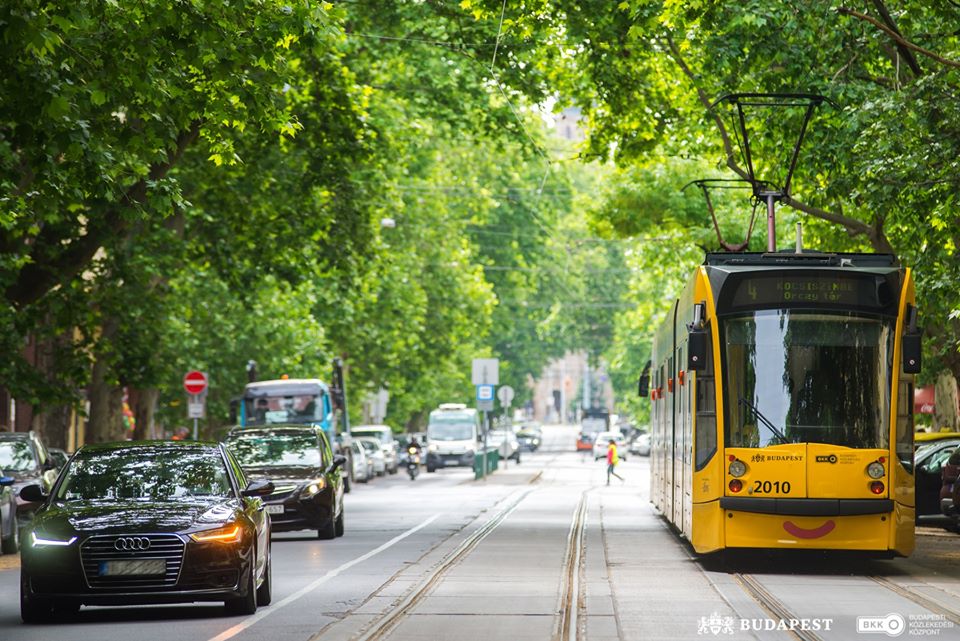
left=722, top=311, right=892, bottom=449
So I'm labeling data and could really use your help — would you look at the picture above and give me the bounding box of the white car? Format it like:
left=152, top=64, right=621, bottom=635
left=352, top=425, right=399, bottom=474
left=488, top=429, right=521, bottom=463
left=356, top=437, right=387, bottom=476
left=629, top=433, right=651, bottom=456
left=593, top=431, right=627, bottom=461
left=351, top=440, right=372, bottom=483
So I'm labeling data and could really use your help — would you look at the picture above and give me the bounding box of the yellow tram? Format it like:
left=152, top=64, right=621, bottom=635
left=645, top=252, right=921, bottom=556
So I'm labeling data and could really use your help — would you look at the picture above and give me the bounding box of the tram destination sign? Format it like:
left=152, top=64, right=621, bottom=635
left=728, top=272, right=896, bottom=311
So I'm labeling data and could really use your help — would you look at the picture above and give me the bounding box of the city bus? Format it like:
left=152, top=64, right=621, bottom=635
left=644, top=252, right=921, bottom=556
left=576, top=408, right=610, bottom=451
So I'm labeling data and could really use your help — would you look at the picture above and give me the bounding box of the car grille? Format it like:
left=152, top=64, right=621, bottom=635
left=80, top=534, right=185, bottom=591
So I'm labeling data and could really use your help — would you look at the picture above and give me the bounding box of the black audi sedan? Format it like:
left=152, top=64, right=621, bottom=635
left=18, top=441, right=274, bottom=622
left=223, top=426, right=345, bottom=539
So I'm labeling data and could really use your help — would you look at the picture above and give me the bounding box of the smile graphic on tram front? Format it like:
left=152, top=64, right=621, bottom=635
left=782, top=520, right=836, bottom=539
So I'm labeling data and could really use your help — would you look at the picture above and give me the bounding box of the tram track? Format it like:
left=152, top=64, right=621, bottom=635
left=870, top=575, right=960, bottom=626
left=554, top=491, right=588, bottom=641
left=352, top=488, right=535, bottom=641
left=734, top=573, right=826, bottom=641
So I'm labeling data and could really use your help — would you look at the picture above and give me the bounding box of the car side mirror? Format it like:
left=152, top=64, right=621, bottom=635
left=19, top=483, right=48, bottom=503
left=0, top=475, right=15, bottom=487
left=332, top=454, right=347, bottom=470
left=241, top=479, right=275, bottom=497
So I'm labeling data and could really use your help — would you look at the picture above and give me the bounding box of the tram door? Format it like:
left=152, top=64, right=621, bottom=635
left=661, top=361, right=672, bottom=515
left=673, top=349, right=684, bottom=530
left=681, top=342, right=693, bottom=537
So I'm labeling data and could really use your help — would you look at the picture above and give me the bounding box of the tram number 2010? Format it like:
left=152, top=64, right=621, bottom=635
left=752, top=480, right=791, bottom=494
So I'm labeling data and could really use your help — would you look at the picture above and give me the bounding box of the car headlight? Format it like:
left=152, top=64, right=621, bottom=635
left=190, top=524, right=243, bottom=544
left=301, top=478, right=327, bottom=497
left=428, top=443, right=438, bottom=452
left=30, top=531, right=77, bottom=547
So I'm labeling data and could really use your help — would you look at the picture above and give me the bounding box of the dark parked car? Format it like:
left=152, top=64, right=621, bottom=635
left=0, top=472, right=16, bottom=553
left=0, top=431, right=59, bottom=529
left=941, top=446, right=960, bottom=522
left=914, top=438, right=960, bottom=521
left=516, top=426, right=542, bottom=452
left=47, top=448, right=69, bottom=470
left=224, top=426, right=345, bottom=540
left=18, top=441, right=274, bottom=622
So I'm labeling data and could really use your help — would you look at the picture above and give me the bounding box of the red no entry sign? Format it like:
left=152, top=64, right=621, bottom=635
left=183, top=370, right=208, bottom=395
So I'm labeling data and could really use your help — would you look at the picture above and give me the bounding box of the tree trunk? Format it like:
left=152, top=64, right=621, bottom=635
left=86, top=316, right=129, bottom=443
left=34, top=404, right=72, bottom=450
left=131, top=388, right=159, bottom=440
left=933, top=370, right=959, bottom=432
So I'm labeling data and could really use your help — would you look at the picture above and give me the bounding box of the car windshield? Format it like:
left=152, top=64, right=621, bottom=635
left=0, top=440, right=36, bottom=472
left=56, top=447, right=232, bottom=502
left=359, top=440, right=380, bottom=453
left=244, top=394, right=321, bottom=426
left=226, top=432, right=321, bottom=468
left=722, top=311, right=892, bottom=448
left=428, top=416, right=475, bottom=441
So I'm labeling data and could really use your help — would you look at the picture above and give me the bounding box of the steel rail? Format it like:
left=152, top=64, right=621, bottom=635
left=554, top=492, right=588, bottom=641
left=355, top=488, right=535, bottom=641
left=735, top=574, right=826, bottom=641
left=870, top=575, right=960, bottom=626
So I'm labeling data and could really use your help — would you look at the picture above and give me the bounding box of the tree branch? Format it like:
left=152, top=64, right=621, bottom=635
left=6, top=120, right=202, bottom=308
left=870, top=0, right=923, bottom=76
left=838, top=7, right=960, bottom=69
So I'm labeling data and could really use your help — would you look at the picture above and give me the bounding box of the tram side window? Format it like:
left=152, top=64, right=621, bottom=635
left=896, top=381, right=914, bottom=472
left=695, top=326, right=716, bottom=470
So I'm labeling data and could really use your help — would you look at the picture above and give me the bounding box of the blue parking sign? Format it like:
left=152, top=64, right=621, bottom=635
left=476, top=385, right=495, bottom=401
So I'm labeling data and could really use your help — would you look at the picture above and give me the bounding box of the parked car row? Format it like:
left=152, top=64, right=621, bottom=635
left=0, top=431, right=64, bottom=556
left=914, top=435, right=960, bottom=528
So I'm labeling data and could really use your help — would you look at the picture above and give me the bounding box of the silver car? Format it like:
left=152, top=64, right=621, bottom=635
left=488, top=429, right=521, bottom=463
left=356, top=437, right=387, bottom=477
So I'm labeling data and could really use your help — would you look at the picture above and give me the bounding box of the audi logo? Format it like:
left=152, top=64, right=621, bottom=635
left=114, top=536, right=151, bottom=551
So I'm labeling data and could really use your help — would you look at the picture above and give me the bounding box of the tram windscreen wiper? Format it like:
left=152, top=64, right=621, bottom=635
left=738, top=396, right=790, bottom=444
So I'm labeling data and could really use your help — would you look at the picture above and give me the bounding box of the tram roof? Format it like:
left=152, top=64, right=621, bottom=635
left=703, top=252, right=899, bottom=270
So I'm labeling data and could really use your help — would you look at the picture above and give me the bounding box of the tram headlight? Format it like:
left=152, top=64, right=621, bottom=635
left=728, top=460, right=747, bottom=478
left=866, top=462, right=885, bottom=479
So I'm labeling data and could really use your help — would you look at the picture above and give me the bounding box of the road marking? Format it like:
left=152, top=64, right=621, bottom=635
left=207, top=514, right=441, bottom=641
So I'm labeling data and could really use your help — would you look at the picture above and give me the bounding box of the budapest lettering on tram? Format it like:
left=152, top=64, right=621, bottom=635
left=643, top=251, right=921, bottom=556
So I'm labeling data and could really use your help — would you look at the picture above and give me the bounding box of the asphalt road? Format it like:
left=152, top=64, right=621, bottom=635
left=1, top=425, right=959, bottom=640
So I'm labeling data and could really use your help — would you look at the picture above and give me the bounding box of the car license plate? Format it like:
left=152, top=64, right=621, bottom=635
left=265, top=504, right=285, bottom=515
left=99, top=560, right=166, bottom=576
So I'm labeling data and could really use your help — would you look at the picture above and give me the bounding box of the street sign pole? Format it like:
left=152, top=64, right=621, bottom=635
left=482, top=411, right=487, bottom=480
left=184, top=371, right=208, bottom=440
left=472, top=359, right=499, bottom=480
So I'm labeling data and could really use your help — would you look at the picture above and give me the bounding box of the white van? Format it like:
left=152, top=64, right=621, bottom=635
left=425, top=404, right=480, bottom=472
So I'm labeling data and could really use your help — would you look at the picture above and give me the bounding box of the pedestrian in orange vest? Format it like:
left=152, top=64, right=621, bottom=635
left=606, top=439, right=624, bottom=485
